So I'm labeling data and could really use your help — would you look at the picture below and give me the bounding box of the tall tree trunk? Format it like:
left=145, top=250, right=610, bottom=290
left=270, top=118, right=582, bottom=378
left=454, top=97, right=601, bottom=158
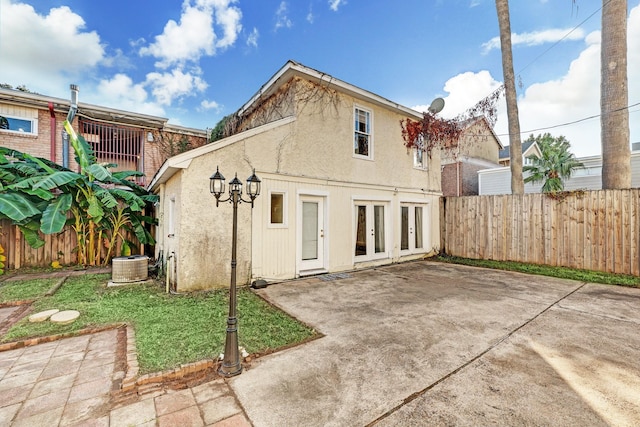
left=495, top=0, right=524, bottom=194
left=601, top=0, right=630, bottom=189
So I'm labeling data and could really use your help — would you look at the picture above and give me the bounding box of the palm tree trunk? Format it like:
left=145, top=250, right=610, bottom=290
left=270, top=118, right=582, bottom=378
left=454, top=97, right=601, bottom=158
left=495, top=0, right=524, bottom=194
left=601, top=0, right=630, bottom=189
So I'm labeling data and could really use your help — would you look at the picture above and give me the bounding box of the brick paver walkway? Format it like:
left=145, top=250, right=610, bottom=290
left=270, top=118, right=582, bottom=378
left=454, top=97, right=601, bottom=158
left=0, top=330, right=118, bottom=426
left=0, top=330, right=252, bottom=426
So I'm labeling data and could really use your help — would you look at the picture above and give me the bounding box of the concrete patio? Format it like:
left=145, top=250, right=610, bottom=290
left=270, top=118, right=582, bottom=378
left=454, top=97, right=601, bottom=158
left=1, top=260, right=639, bottom=426
left=230, top=261, right=640, bottom=426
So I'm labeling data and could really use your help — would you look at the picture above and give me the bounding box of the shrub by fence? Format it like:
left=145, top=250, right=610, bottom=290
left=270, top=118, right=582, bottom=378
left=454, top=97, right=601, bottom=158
left=0, top=220, right=143, bottom=269
left=441, top=189, right=640, bottom=276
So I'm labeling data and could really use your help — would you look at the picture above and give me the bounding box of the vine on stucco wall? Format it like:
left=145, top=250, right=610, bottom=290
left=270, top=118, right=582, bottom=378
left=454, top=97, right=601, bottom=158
left=401, top=85, right=505, bottom=157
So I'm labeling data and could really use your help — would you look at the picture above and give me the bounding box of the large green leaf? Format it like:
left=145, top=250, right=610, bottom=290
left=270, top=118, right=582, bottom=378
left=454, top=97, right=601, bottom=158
left=40, top=193, right=72, bottom=234
left=128, top=214, right=155, bottom=245
left=112, top=170, right=144, bottom=181
left=110, top=188, right=144, bottom=211
left=18, top=223, right=45, bottom=249
left=87, top=194, right=104, bottom=220
left=63, top=120, right=95, bottom=171
left=0, top=193, right=41, bottom=221
left=86, top=164, right=112, bottom=182
left=94, top=187, right=118, bottom=209
left=32, top=171, right=83, bottom=190
left=23, top=154, right=56, bottom=175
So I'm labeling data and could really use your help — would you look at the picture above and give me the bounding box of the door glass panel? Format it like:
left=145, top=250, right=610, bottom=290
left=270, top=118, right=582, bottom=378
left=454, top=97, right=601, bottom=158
left=374, top=205, right=385, bottom=253
left=401, top=206, right=409, bottom=251
left=270, top=193, right=284, bottom=224
left=414, top=206, right=423, bottom=249
left=302, top=202, right=318, bottom=260
left=355, top=205, right=367, bottom=256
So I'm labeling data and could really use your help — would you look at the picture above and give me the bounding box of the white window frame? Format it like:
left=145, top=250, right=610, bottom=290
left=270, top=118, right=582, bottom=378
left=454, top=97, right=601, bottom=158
left=415, top=148, right=429, bottom=170
left=0, top=113, right=38, bottom=136
left=268, top=190, right=288, bottom=228
left=353, top=105, right=373, bottom=160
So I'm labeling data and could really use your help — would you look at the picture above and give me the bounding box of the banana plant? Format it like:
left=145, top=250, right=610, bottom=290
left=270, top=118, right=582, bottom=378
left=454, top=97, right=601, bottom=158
left=0, top=120, right=158, bottom=266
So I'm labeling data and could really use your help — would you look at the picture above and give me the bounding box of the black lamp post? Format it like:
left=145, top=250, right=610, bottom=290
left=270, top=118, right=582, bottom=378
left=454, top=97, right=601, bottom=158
left=210, top=166, right=261, bottom=377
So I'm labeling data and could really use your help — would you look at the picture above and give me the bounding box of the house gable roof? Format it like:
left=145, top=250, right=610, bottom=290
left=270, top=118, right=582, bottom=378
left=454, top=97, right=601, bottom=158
left=147, top=116, right=296, bottom=191
left=238, top=60, right=423, bottom=120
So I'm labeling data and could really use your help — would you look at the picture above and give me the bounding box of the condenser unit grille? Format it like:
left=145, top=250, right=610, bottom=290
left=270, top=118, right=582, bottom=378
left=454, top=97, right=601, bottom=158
left=112, top=255, right=149, bottom=283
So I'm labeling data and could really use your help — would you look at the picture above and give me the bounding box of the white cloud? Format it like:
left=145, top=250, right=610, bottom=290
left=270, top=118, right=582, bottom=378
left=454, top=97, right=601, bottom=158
left=93, top=74, right=165, bottom=117
left=329, top=0, right=346, bottom=12
left=145, top=68, right=208, bottom=106
left=0, top=0, right=104, bottom=93
left=139, top=0, right=242, bottom=68
left=200, top=99, right=222, bottom=111
left=413, top=70, right=502, bottom=118
left=275, top=1, right=292, bottom=30
left=482, top=28, right=586, bottom=54
left=247, top=27, right=259, bottom=48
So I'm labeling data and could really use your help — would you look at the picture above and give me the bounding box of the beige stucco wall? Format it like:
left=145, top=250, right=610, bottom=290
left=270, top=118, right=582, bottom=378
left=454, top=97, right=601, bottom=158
left=442, top=119, right=501, bottom=165
left=155, top=76, right=442, bottom=291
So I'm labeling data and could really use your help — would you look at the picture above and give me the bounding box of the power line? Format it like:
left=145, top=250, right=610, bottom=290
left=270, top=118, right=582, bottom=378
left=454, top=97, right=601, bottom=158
left=515, top=1, right=605, bottom=76
left=496, top=101, right=640, bottom=137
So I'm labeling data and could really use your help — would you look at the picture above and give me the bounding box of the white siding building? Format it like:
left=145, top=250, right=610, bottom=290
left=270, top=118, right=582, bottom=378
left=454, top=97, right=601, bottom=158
left=478, top=146, right=640, bottom=195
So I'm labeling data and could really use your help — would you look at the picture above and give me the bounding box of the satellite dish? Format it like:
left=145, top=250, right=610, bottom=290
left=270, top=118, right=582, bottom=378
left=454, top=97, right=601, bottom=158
left=428, top=97, right=445, bottom=114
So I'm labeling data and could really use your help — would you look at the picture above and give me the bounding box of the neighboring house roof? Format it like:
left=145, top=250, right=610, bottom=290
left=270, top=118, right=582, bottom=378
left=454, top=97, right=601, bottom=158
left=498, top=140, right=538, bottom=161
left=0, top=87, right=203, bottom=134
left=148, top=60, right=425, bottom=191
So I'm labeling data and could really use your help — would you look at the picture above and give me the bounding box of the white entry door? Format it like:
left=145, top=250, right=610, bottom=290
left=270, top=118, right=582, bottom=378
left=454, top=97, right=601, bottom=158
left=299, top=195, right=326, bottom=273
left=400, top=203, right=428, bottom=254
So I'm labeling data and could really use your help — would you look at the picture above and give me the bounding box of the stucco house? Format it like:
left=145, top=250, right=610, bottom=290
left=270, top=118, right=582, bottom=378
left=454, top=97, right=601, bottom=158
left=0, top=86, right=207, bottom=186
left=440, top=117, right=503, bottom=196
left=149, top=61, right=442, bottom=291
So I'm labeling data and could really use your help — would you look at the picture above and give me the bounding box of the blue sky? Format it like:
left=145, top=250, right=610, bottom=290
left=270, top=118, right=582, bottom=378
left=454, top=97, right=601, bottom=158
left=1, top=0, right=638, bottom=157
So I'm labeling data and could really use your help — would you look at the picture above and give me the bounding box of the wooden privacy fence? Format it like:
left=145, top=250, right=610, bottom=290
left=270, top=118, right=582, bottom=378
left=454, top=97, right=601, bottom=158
left=0, top=219, right=143, bottom=270
left=441, top=189, right=640, bottom=276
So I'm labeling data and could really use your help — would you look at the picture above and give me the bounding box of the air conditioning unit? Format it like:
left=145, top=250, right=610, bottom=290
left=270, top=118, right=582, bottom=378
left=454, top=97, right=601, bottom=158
left=111, top=255, right=149, bottom=283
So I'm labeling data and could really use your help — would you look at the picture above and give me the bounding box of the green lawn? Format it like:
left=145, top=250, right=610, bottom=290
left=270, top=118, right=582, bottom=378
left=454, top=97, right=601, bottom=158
left=0, top=278, right=59, bottom=303
left=435, top=255, right=640, bottom=287
left=2, top=274, right=317, bottom=373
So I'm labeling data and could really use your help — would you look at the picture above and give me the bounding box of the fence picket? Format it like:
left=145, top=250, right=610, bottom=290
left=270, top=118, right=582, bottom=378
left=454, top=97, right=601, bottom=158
left=442, top=190, right=639, bottom=276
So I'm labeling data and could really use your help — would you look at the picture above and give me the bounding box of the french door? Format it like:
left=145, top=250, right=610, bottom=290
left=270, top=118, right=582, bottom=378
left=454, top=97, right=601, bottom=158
left=299, top=195, right=326, bottom=272
left=354, top=201, right=388, bottom=261
left=400, top=203, right=428, bottom=254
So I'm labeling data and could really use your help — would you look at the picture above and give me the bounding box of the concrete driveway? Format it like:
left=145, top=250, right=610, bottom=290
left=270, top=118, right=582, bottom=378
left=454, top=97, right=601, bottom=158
left=229, top=260, right=640, bottom=427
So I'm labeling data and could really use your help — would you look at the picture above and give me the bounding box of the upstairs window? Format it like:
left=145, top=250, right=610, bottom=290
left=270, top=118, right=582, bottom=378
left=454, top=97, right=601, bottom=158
left=354, top=107, right=372, bottom=158
left=413, top=135, right=426, bottom=169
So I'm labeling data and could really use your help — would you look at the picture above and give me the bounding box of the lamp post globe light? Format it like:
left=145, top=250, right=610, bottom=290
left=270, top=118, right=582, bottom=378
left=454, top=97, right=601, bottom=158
left=209, top=167, right=261, bottom=377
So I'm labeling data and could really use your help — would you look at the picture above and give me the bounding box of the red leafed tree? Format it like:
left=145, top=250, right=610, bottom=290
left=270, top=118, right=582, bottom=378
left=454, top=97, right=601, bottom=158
left=400, top=85, right=504, bottom=156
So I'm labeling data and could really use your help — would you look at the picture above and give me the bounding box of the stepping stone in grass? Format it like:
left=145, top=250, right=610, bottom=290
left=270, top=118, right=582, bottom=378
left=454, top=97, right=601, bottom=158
left=29, top=309, right=60, bottom=323
left=50, top=310, right=80, bottom=325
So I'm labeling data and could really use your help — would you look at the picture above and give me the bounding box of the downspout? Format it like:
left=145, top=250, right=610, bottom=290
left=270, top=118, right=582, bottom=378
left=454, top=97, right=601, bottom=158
left=63, top=84, right=79, bottom=168
left=48, top=102, right=56, bottom=162
left=165, top=251, right=174, bottom=293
